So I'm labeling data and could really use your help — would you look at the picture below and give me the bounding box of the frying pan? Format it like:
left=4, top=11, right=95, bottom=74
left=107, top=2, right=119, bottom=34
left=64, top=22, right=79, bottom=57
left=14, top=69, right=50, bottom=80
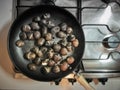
left=8, top=5, right=85, bottom=81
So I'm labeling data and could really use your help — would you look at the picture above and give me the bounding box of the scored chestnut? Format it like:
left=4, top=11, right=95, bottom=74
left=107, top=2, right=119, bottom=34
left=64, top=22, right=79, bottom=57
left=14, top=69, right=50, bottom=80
left=60, top=61, right=69, bottom=71
left=16, top=40, right=25, bottom=47
left=28, top=63, right=37, bottom=71
left=25, top=51, right=36, bottom=60
left=19, top=32, right=27, bottom=40
left=33, top=31, right=41, bottom=39
left=66, top=56, right=75, bottom=64
left=72, top=39, right=79, bottom=47
left=52, top=65, right=60, bottom=73
left=21, top=24, right=31, bottom=32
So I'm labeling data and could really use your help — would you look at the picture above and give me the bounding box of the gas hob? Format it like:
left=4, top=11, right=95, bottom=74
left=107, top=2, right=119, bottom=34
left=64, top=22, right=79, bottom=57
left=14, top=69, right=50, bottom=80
left=12, top=0, right=120, bottom=79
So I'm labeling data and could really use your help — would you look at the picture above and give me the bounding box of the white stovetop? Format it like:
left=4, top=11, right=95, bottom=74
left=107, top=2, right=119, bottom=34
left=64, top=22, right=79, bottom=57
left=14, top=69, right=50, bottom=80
left=0, top=0, right=120, bottom=90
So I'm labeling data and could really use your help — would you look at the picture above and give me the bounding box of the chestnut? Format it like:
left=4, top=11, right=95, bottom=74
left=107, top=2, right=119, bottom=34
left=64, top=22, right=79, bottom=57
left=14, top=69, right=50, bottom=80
left=19, top=32, right=27, bottom=40
left=25, top=51, right=36, bottom=60
left=40, top=47, right=48, bottom=54
left=66, top=56, right=75, bottom=64
left=67, top=34, right=76, bottom=42
left=47, top=20, right=55, bottom=28
left=47, top=50, right=54, bottom=59
left=60, top=23, right=67, bottom=31
left=51, top=26, right=60, bottom=34
left=60, top=47, right=68, bottom=56
left=52, top=65, right=60, bottom=73
left=37, top=38, right=45, bottom=46
left=57, top=31, right=66, bottom=38
left=60, top=61, right=69, bottom=71
left=59, top=39, right=68, bottom=46
left=22, top=24, right=31, bottom=32
left=42, top=66, right=51, bottom=74
left=16, top=40, right=25, bottom=47
left=41, top=26, right=47, bottom=37
left=28, top=63, right=37, bottom=71
left=48, top=60, right=55, bottom=67
left=33, top=57, right=41, bottom=65
left=32, top=16, right=41, bottom=22
left=43, top=13, right=51, bottom=19
left=33, top=31, right=41, bottom=39
left=41, top=59, right=49, bottom=66
left=53, top=54, right=62, bottom=63
left=37, top=50, right=43, bottom=58
left=53, top=44, right=61, bottom=52
left=66, top=42, right=74, bottom=52
left=45, top=33, right=53, bottom=41
left=72, top=39, right=79, bottom=47
left=66, top=27, right=73, bottom=34
left=31, top=22, right=40, bottom=30
left=45, top=41, right=53, bottom=47
left=31, top=46, right=39, bottom=54
left=27, top=32, right=34, bottom=40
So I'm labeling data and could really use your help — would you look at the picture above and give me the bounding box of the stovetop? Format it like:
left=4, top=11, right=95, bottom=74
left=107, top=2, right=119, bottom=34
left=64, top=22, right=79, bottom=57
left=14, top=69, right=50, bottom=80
left=12, top=0, right=120, bottom=78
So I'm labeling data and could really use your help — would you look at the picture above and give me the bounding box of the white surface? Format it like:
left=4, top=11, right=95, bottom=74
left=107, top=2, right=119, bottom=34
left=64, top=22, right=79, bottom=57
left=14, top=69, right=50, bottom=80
left=0, top=0, right=120, bottom=90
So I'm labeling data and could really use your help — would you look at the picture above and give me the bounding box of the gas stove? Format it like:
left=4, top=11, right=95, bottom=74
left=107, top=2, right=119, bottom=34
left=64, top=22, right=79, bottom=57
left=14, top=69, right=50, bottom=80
left=12, top=0, right=120, bottom=81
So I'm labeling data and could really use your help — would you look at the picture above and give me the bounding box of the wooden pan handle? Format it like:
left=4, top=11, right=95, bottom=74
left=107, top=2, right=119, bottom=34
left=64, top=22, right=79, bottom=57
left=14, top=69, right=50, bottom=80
left=75, top=74, right=95, bottom=90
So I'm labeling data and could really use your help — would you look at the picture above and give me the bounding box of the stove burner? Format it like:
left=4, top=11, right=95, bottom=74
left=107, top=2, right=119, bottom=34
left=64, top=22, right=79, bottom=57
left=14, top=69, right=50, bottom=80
left=102, top=34, right=119, bottom=49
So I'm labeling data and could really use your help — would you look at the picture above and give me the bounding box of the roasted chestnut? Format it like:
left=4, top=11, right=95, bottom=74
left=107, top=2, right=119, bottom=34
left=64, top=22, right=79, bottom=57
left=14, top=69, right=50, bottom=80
left=60, top=47, right=68, bottom=56
left=67, top=34, right=76, bottom=42
left=37, top=50, right=43, bottom=58
left=27, top=32, right=34, bottom=40
left=45, top=41, right=53, bottom=47
left=22, top=24, right=31, bottom=32
left=52, top=65, right=60, bottom=73
left=33, top=31, right=41, bottom=39
left=31, top=22, right=40, bottom=30
left=33, top=57, right=41, bottom=65
left=41, top=59, right=49, bottom=66
left=59, top=39, right=68, bottom=46
left=41, top=19, right=47, bottom=24
left=31, top=46, right=39, bottom=54
left=37, top=38, right=45, bottom=46
left=66, top=56, right=75, bottom=64
left=43, top=13, right=51, bottom=19
left=28, top=63, right=37, bottom=71
left=32, top=16, right=41, bottom=22
left=16, top=40, right=25, bottom=47
left=53, top=54, right=62, bottom=63
left=48, top=60, right=55, bottom=67
left=19, top=32, right=27, bottom=40
left=66, top=27, right=73, bottom=34
left=25, top=51, right=36, bottom=60
left=41, top=26, right=47, bottom=37
left=42, top=66, right=51, bottom=74
left=47, top=50, right=54, bottom=58
left=53, top=44, right=61, bottom=52
left=72, top=39, right=79, bottom=47
left=47, top=20, right=55, bottom=28
left=51, top=26, right=60, bottom=34
left=40, top=47, right=48, bottom=54
left=57, top=31, right=66, bottom=38
left=60, top=61, right=69, bottom=71
left=45, top=33, right=53, bottom=41
left=66, top=42, right=74, bottom=52
left=60, top=23, right=67, bottom=31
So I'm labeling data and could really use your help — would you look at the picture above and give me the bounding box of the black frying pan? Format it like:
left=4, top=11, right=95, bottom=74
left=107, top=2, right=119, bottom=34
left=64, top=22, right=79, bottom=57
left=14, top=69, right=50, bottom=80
left=8, top=5, right=85, bottom=81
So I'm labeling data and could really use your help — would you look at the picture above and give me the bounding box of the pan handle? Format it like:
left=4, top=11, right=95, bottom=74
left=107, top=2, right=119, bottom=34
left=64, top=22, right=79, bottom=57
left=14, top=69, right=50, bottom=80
left=75, top=74, right=95, bottom=90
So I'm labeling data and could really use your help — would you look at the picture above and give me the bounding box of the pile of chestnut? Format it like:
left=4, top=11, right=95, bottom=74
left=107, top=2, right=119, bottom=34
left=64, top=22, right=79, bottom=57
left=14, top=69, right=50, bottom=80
left=16, top=13, right=79, bottom=74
